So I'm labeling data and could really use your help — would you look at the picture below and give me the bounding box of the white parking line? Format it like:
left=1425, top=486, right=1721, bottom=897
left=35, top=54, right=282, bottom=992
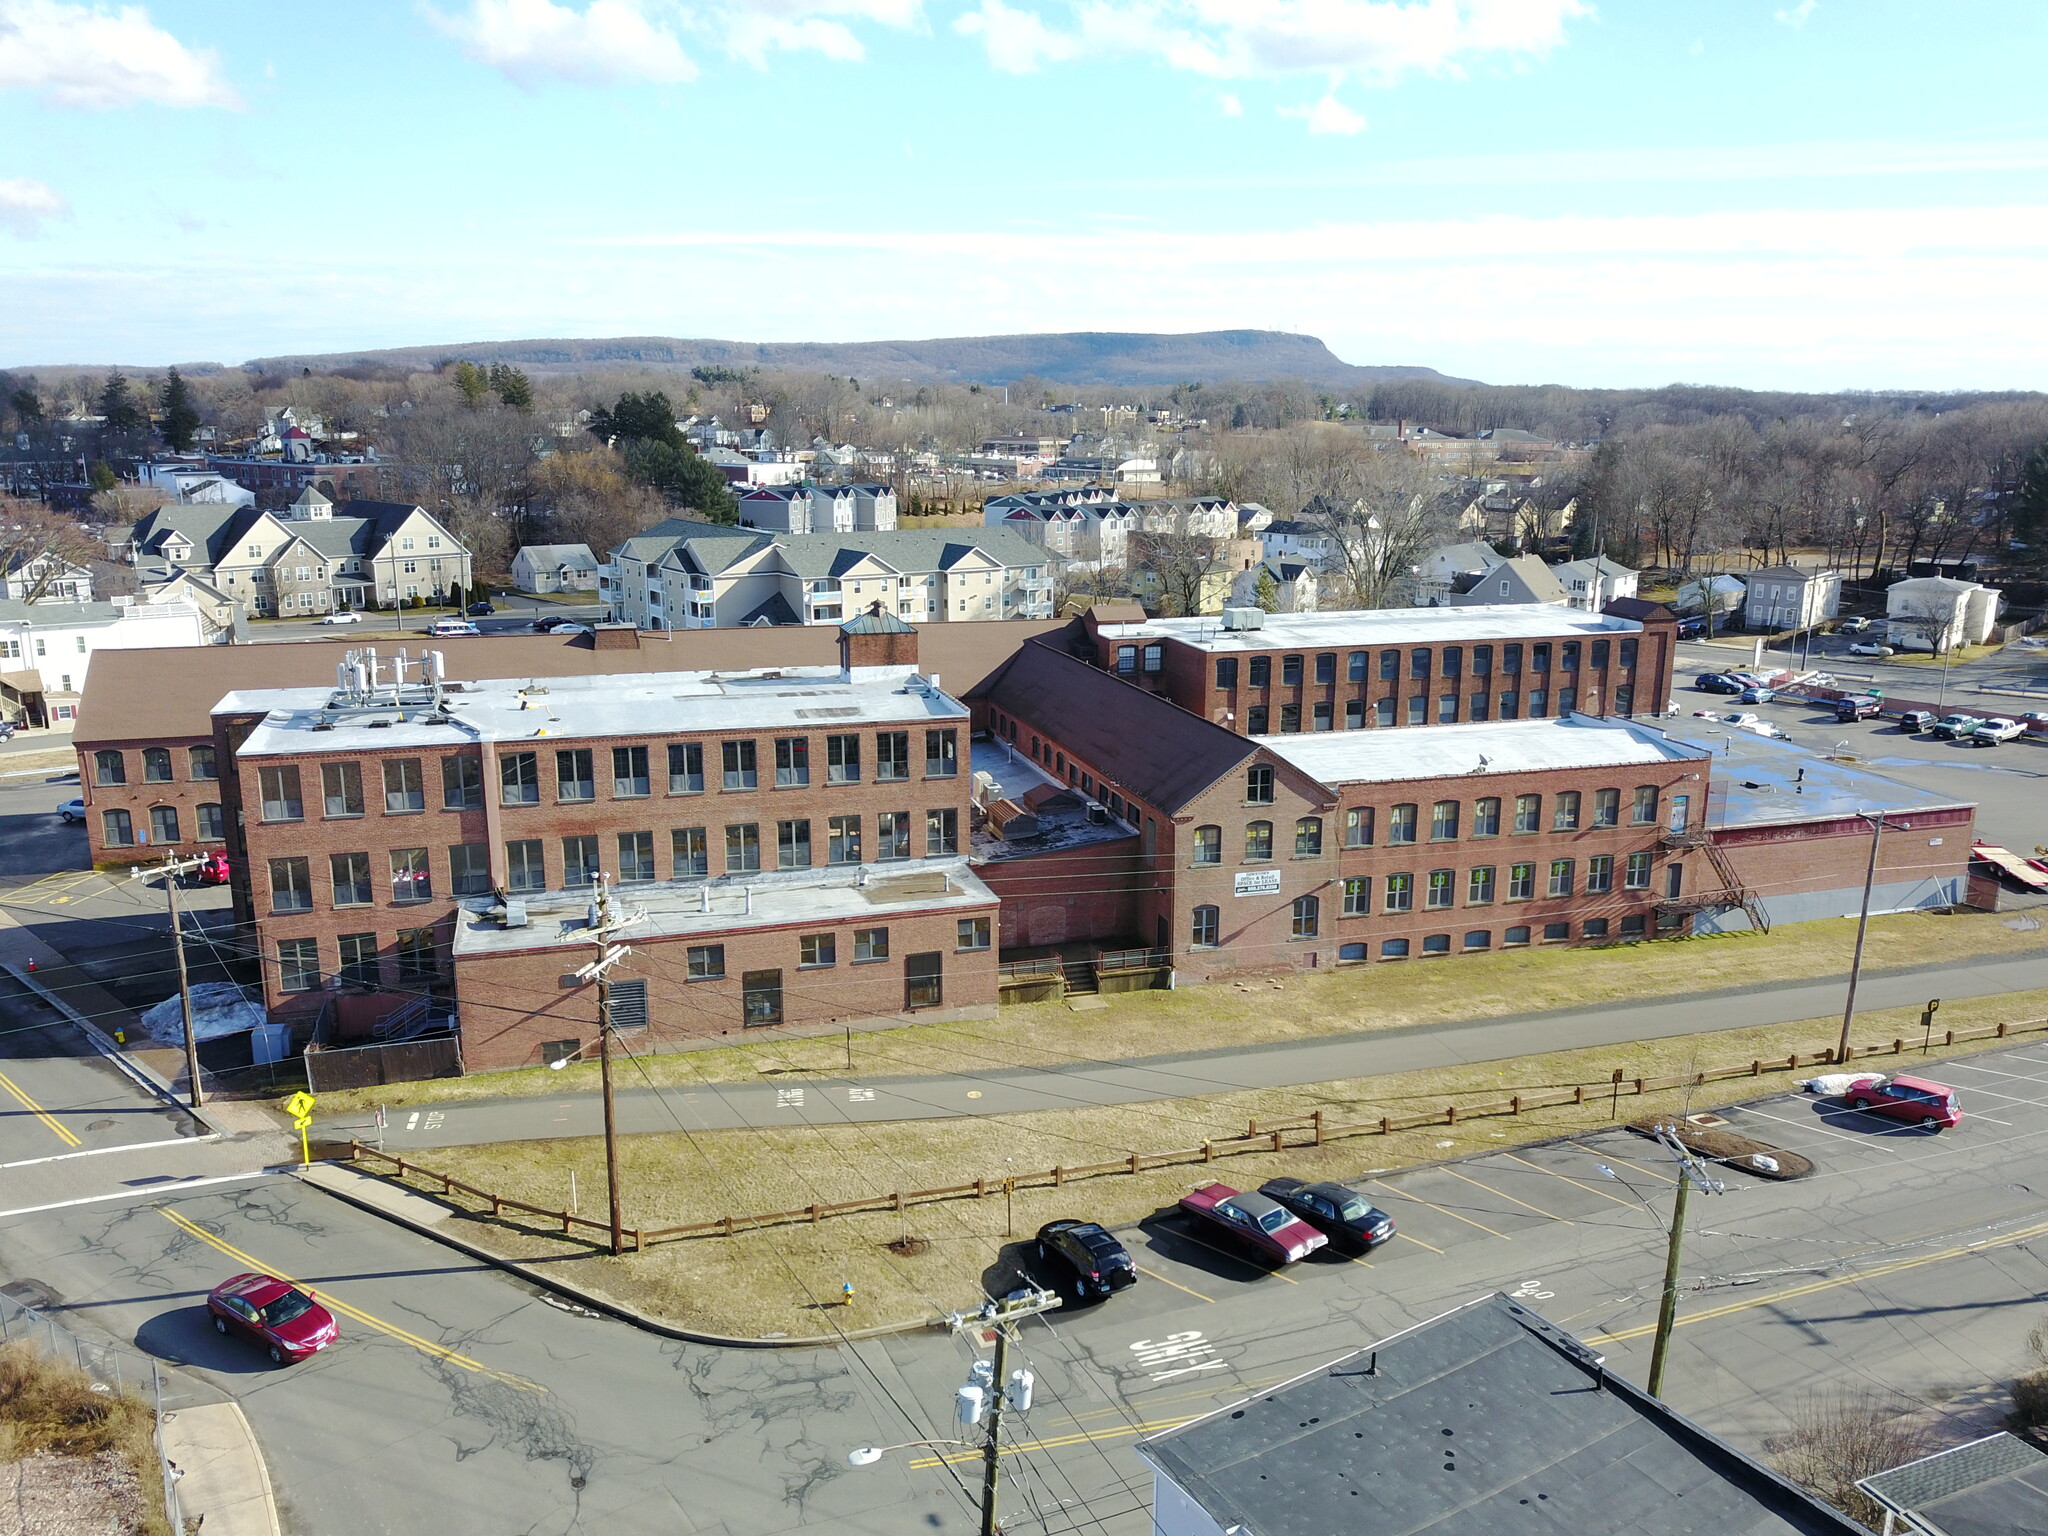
left=1944, top=1061, right=2048, bottom=1098
left=0, top=1133, right=220, bottom=1169
left=1735, top=1103, right=1893, bottom=1149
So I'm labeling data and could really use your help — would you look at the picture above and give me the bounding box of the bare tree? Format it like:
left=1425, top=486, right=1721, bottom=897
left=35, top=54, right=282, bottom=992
left=517, top=447, right=670, bottom=557
left=0, top=498, right=107, bottom=602
left=1129, top=529, right=1227, bottom=617
left=1768, top=1390, right=1935, bottom=1528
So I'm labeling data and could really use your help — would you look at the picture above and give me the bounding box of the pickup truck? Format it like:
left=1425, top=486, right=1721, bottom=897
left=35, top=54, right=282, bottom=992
left=1931, top=714, right=1986, bottom=740
left=1834, top=695, right=1883, bottom=722
left=1968, top=717, right=2024, bottom=745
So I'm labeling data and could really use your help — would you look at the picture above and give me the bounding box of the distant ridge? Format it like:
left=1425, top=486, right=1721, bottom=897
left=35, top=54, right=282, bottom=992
left=243, top=330, right=1477, bottom=389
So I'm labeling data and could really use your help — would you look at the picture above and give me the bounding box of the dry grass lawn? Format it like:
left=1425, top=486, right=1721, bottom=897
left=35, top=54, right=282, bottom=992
left=310, top=908, right=2047, bottom=1118
left=0, top=1342, right=171, bottom=1536
left=385, top=988, right=2048, bottom=1339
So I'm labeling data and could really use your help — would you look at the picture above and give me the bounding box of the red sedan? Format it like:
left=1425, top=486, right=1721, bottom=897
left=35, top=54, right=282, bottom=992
left=206, top=1272, right=338, bottom=1364
left=1177, top=1181, right=1328, bottom=1266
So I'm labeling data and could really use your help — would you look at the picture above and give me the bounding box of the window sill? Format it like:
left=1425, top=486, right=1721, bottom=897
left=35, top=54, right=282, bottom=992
left=851, top=958, right=889, bottom=966
left=382, top=808, right=426, bottom=817
left=771, top=782, right=810, bottom=791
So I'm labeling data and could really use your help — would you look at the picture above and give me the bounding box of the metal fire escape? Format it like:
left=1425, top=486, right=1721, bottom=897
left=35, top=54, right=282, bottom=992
left=1658, top=826, right=1770, bottom=934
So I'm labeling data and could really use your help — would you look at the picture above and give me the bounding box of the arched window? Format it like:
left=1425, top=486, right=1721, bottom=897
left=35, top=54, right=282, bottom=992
left=142, top=747, right=173, bottom=782
left=149, top=805, right=179, bottom=844
left=1244, top=821, right=1273, bottom=861
left=101, top=808, right=133, bottom=846
left=1191, top=825, right=1222, bottom=866
left=93, top=750, right=125, bottom=786
left=1291, top=895, right=1320, bottom=938
left=1294, top=817, right=1322, bottom=857
left=1190, top=905, right=1220, bottom=948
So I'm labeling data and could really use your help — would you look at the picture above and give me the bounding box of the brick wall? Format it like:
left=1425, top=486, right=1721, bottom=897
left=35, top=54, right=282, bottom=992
left=75, top=735, right=229, bottom=866
left=977, top=835, right=1146, bottom=949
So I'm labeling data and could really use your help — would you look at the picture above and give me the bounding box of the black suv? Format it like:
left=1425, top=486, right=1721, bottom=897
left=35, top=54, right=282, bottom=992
left=1258, top=1178, right=1396, bottom=1253
left=1033, top=1220, right=1136, bottom=1301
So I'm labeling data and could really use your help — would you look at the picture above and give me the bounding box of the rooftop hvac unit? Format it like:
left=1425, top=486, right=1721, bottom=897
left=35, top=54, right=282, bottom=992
left=1221, top=606, right=1265, bottom=631
left=971, top=770, right=999, bottom=805
left=987, top=798, right=1041, bottom=840
left=501, top=899, right=528, bottom=929
left=1086, top=804, right=1110, bottom=825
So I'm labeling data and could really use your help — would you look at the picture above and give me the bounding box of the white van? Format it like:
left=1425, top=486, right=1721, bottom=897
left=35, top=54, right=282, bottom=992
left=428, top=619, right=481, bottom=637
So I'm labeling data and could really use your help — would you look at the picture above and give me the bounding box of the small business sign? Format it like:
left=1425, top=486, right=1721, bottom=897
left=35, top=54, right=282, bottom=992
left=1232, top=870, right=1282, bottom=898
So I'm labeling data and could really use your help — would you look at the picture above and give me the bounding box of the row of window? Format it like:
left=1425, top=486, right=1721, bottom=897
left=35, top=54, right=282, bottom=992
left=1201, top=786, right=1679, bottom=864
left=275, top=928, right=440, bottom=993
left=1208, top=639, right=1640, bottom=690
left=265, top=811, right=965, bottom=911
left=103, top=804, right=223, bottom=847
left=254, top=731, right=960, bottom=822
left=1342, top=853, right=1664, bottom=916
left=93, top=746, right=217, bottom=787
left=1241, top=685, right=1634, bottom=733
left=1184, top=904, right=1659, bottom=954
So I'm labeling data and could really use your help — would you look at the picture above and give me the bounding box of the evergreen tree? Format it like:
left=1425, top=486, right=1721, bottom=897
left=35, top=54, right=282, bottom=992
left=98, top=371, right=145, bottom=434
left=589, top=391, right=683, bottom=449
left=487, top=364, right=534, bottom=411
left=88, top=461, right=118, bottom=493
left=159, top=367, right=201, bottom=451
left=1254, top=567, right=1280, bottom=612
left=8, top=386, right=42, bottom=427
left=621, top=438, right=738, bottom=524
left=452, top=361, right=491, bottom=408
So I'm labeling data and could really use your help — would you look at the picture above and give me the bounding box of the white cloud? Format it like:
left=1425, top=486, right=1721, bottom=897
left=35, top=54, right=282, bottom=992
left=427, top=0, right=698, bottom=84
left=0, top=176, right=66, bottom=234
left=0, top=0, right=237, bottom=109
left=1218, top=91, right=1241, bottom=115
left=953, top=0, right=1079, bottom=71
left=1281, top=92, right=1366, bottom=134
left=1774, top=0, right=1816, bottom=25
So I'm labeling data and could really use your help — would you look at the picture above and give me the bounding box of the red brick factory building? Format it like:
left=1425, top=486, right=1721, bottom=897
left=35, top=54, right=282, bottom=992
left=68, top=603, right=1977, bottom=1075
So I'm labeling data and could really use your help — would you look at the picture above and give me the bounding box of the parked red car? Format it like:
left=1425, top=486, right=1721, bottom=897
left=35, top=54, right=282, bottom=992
left=1177, top=1181, right=1328, bottom=1265
left=206, top=1272, right=338, bottom=1363
left=195, top=851, right=231, bottom=886
left=1842, top=1074, right=1962, bottom=1131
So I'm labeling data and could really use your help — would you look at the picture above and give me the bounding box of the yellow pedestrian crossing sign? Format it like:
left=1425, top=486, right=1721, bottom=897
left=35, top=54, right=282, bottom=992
left=284, top=1091, right=317, bottom=1121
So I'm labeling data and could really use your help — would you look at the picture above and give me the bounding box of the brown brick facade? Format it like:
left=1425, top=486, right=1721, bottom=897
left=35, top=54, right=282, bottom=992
left=76, top=735, right=229, bottom=865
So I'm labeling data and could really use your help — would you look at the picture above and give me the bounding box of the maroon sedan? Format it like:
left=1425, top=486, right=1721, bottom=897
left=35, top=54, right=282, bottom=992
left=206, top=1272, right=338, bottom=1364
left=1177, top=1181, right=1328, bottom=1266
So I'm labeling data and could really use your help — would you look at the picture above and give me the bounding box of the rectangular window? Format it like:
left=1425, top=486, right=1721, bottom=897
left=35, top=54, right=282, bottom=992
left=1499, top=692, right=1519, bottom=720
left=337, top=933, right=378, bottom=988
left=1562, top=642, right=1579, bottom=671
left=1342, top=877, right=1370, bottom=916
left=1531, top=643, right=1550, bottom=674
left=668, top=742, right=704, bottom=794
left=687, top=944, right=725, bottom=980
left=1583, top=917, right=1610, bottom=939
left=854, top=927, right=889, bottom=962
left=1426, top=869, right=1454, bottom=909
left=330, top=852, right=373, bottom=907
left=1294, top=817, right=1322, bottom=857
left=269, top=856, right=312, bottom=913
left=1142, top=644, right=1163, bottom=674
left=1314, top=652, right=1335, bottom=685
left=1468, top=865, right=1496, bottom=904
left=1246, top=765, right=1274, bottom=804
left=150, top=804, right=179, bottom=844
left=142, top=748, right=173, bottom=783
left=1409, top=648, right=1430, bottom=680
left=1375, top=697, right=1396, bottom=727
left=724, top=823, right=760, bottom=873
left=500, top=751, right=539, bottom=805
left=1514, top=794, right=1542, bottom=834
left=1591, top=639, right=1609, bottom=669
left=1116, top=644, right=1136, bottom=675
left=1632, top=785, right=1659, bottom=825
left=1468, top=693, right=1489, bottom=722
left=826, top=734, right=860, bottom=784
left=1542, top=921, right=1571, bottom=943
left=1553, top=791, right=1581, bottom=831
left=563, top=834, right=601, bottom=886
left=1430, top=800, right=1459, bottom=841
left=1438, top=694, right=1458, bottom=723
left=1625, top=852, right=1653, bottom=890
left=1384, top=873, right=1413, bottom=913
left=506, top=838, right=546, bottom=892
left=1593, top=788, right=1620, bottom=827
left=1249, top=656, right=1271, bottom=687
left=1502, top=643, right=1522, bottom=675
left=1508, top=862, right=1536, bottom=901
left=390, top=847, right=432, bottom=903
left=189, top=745, right=218, bottom=781
left=1557, top=686, right=1577, bottom=716
left=800, top=933, right=836, bottom=967
left=1347, top=650, right=1367, bottom=682
left=775, top=818, right=812, bottom=870
left=1406, top=696, right=1426, bottom=726
left=828, top=815, right=861, bottom=864
left=926, top=807, right=958, bottom=856
left=905, top=951, right=943, bottom=1009
left=1281, top=654, right=1303, bottom=686
left=556, top=748, right=594, bottom=802
left=671, top=826, right=708, bottom=877
left=1244, top=821, right=1273, bottom=860
left=925, top=729, right=958, bottom=778
left=196, top=802, right=224, bottom=840
left=1215, top=657, right=1239, bottom=689
left=876, top=812, right=911, bottom=861
left=1442, top=647, right=1461, bottom=679
left=1345, top=699, right=1365, bottom=728
left=721, top=740, right=757, bottom=790
left=449, top=843, right=490, bottom=896
left=322, top=761, right=363, bottom=818
left=1382, top=938, right=1411, bottom=959
left=1586, top=854, right=1614, bottom=894
left=1615, top=684, right=1635, bottom=716
left=1527, top=689, right=1548, bottom=719
left=259, top=765, right=303, bottom=822
left=957, top=916, right=991, bottom=951
left=1388, top=803, right=1417, bottom=844
left=1247, top=705, right=1269, bottom=733
left=277, top=937, right=320, bottom=994
left=877, top=731, right=910, bottom=781
left=1619, top=638, right=1638, bottom=669
left=1279, top=703, right=1301, bottom=733
left=1471, top=645, right=1492, bottom=678
left=1378, top=649, right=1399, bottom=681
left=613, top=745, right=651, bottom=797
left=1193, top=825, right=1222, bottom=864
left=1344, top=808, right=1373, bottom=847
left=1191, top=905, right=1220, bottom=947
left=383, top=758, right=424, bottom=813
left=442, top=754, right=483, bottom=809
left=772, top=737, right=810, bottom=788
left=618, top=831, right=656, bottom=883
left=1548, top=858, right=1574, bottom=898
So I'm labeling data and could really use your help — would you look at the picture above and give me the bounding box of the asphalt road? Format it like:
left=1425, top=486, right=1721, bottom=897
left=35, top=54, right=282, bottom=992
left=9, top=1038, right=2048, bottom=1534
left=246, top=597, right=606, bottom=645
left=319, top=952, right=2048, bottom=1150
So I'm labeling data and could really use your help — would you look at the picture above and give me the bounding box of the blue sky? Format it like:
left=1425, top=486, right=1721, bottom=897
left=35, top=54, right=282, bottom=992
left=2, top=0, right=2045, bottom=390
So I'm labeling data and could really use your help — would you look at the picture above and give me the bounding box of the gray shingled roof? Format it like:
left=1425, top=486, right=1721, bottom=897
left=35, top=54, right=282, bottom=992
left=1859, top=1432, right=2048, bottom=1536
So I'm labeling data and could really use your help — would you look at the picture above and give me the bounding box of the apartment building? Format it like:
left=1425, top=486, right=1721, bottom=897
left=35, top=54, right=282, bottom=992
left=1073, top=601, right=1678, bottom=736
left=210, top=615, right=999, bottom=1068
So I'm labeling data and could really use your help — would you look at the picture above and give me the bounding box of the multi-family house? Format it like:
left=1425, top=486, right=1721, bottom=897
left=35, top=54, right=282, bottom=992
left=1, top=553, right=93, bottom=604
left=1741, top=566, right=1840, bottom=631
left=1441, top=554, right=1568, bottom=607
left=736, top=484, right=898, bottom=533
left=1414, top=542, right=1507, bottom=605
left=1552, top=555, right=1640, bottom=613
left=1229, top=558, right=1318, bottom=614
left=0, top=594, right=207, bottom=728
left=510, top=544, right=600, bottom=594
left=1885, top=575, right=2001, bottom=652
left=124, top=486, right=472, bottom=616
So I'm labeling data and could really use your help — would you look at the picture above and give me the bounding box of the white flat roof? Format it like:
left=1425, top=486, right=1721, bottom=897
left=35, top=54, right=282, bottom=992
left=1096, top=605, right=1639, bottom=653
left=1256, top=714, right=1707, bottom=786
left=221, top=664, right=966, bottom=757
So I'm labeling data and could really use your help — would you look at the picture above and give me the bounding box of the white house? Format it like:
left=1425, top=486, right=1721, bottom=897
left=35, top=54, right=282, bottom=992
left=1742, top=566, right=1841, bottom=631
left=1552, top=555, right=1640, bottom=613
left=1228, top=557, right=1318, bottom=613
left=1415, top=541, right=1507, bottom=605
left=0, top=596, right=208, bottom=728
left=1257, top=519, right=1339, bottom=569
left=1885, top=575, right=2001, bottom=652
left=1673, top=573, right=1747, bottom=617
left=511, top=543, right=600, bottom=594
left=0, top=554, right=93, bottom=604
left=136, top=464, right=256, bottom=508
left=737, top=484, right=898, bottom=534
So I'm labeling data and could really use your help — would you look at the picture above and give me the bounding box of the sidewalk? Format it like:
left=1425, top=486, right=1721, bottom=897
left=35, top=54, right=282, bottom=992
left=160, top=1401, right=281, bottom=1536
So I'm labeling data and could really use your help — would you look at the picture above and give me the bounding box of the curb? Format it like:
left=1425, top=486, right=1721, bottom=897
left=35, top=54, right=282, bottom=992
left=289, top=1164, right=933, bottom=1350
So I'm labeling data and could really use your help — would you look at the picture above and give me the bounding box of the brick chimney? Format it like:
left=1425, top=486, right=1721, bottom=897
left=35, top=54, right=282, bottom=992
left=838, top=602, right=919, bottom=674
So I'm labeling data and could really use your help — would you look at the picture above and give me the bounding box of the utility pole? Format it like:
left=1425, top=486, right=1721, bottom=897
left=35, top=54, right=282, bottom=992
left=1644, top=1123, right=1724, bottom=1398
left=574, top=874, right=642, bottom=1257
left=129, top=852, right=210, bottom=1109
left=943, top=1289, right=1062, bottom=1536
left=1836, top=812, right=1904, bottom=1066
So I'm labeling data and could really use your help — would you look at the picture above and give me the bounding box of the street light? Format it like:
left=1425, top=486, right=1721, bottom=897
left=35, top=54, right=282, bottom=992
left=846, top=1439, right=968, bottom=1467
left=1602, top=1127, right=1724, bottom=1398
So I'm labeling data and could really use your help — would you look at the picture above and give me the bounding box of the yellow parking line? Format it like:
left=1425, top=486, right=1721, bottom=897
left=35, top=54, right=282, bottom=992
left=1582, top=1216, right=2048, bottom=1347
left=912, top=1410, right=1204, bottom=1468
left=156, top=1208, right=544, bottom=1392
left=1500, top=1151, right=1641, bottom=1209
left=1134, top=1264, right=1214, bottom=1304
left=1396, top=1231, right=1445, bottom=1255
left=1367, top=1179, right=1511, bottom=1241
left=1440, top=1167, right=1574, bottom=1225
left=1168, top=1228, right=1300, bottom=1283
left=0, top=1066, right=81, bottom=1147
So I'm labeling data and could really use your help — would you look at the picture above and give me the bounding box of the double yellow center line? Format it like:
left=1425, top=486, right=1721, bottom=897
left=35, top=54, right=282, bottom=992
left=156, top=1207, right=544, bottom=1393
left=0, top=1066, right=80, bottom=1147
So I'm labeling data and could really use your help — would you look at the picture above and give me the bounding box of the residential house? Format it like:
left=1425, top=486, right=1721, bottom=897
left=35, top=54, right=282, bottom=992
left=1553, top=555, right=1640, bottom=613
left=1229, top=557, right=1318, bottom=614
left=0, top=595, right=208, bottom=728
left=1, top=553, right=93, bottom=604
left=1257, top=519, right=1338, bottom=569
left=1742, top=566, right=1841, bottom=631
left=1857, top=1432, right=2048, bottom=1536
left=1885, top=575, right=2001, bottom=652
left=1673, top=573, right=1747, bottom=617
left=510, top=544, right=600, bottom=595
left=137, top=464, right=257, bottom=508
left=1442, top=554, right=1568, bottom=607
left=737, top=484, right=898, bottom=534
left=1414, top=541, right=1507, bottom=605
